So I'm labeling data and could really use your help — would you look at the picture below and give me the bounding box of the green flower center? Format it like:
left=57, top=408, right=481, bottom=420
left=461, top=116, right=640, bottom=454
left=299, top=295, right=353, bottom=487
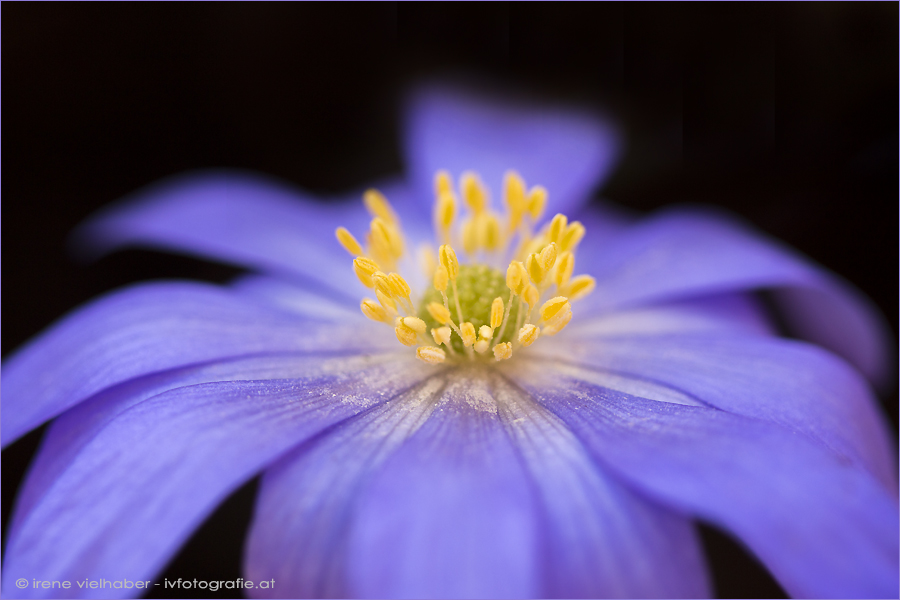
left=418, top=264, right=520, bottom=354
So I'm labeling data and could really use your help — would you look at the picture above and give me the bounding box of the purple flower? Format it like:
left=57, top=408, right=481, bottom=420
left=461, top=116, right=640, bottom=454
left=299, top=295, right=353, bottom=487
left=2, top=84, right=897, bottom=599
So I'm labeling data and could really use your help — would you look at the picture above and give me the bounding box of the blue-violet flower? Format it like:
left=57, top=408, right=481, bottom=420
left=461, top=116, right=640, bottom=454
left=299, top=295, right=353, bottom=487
left=2, top=84, right=897, bottom=599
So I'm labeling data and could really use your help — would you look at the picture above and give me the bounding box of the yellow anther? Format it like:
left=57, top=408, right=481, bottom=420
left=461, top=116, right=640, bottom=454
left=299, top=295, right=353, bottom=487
left=490, top=297, right=504, bottom=329
left=548, top=214, right=568, bottom=245
left=373, top=272, right=394, bottom=299
left=526, top=253, right=545, bottom=285
left=478, top=325, right=493, bottom=340
left=461, top=172, right=487, bottom=214
left=386, top=273, right=410, bottom=300
left=395, top=321, right=418, bottom=346
left=363, top=189, right=397, bottom=224
left=438, top=244, right=459, bottom=280
left=555, top=251, right=574, bottom=287
left=371, top=218, right=404, bottom=259
left=427, top=302, right=452, bottom=325
left=560, top=222, right=585, bottom=252
left=480, top=213, right=502, bottom=251
left=564, top=275, right=596, bottom=300
left=461, top=217, right=479, bottom=255
left=433, top=264, right=449, bottom=292
left=540, top=296, right=569, bottom=322
left=540, top=297, right=572, bottom=336
left=523, top=284, right=540, bottom=309
left=474, top=339, right=490, bottom=354
left=459, top=322, right=476, bottom=347
left=431, top=326, right=451, bottom=346
left=360, top=298, right=390, bottom=323
left=335, top=227, right=363, bottom=256
left=506, top=261, right=528, bottom=295
left=416, top=345, right=446, bottom=365
left=376, top=289, right=396, bottom=311
left=435, top=192, right=456, bottom=233
left=542, top=307, right=572, bottom=336
left=435, top=170, right=453, bottom=196
left=504, top=171, right=527, bottom=230
left=493, top=342, right=512, bottom=361
left=527, top=186, right=547, bottom=220
left=539, top=242, right=558, bottom=271
left=353, top=257, right=380, bottom=288
left=518, top=324, right=540, bottom=347
left=401, top=316, right=427, bottom=334
left=370, top=218, right=393, bottom=259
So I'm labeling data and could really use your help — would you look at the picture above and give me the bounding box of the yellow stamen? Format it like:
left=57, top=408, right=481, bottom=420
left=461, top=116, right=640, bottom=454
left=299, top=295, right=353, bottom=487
left=395, top=320, right=418, bottom=346
left=431, top=326, right=451, bottom=346
left=461, top=172, right=487, bottom=214
left=504, top=171, right=527, bottom=231
left=335, top=227, right=363, bottom=256
left=523, top=284, right=540, bottom=310
left=435, top=170, right=453, bottom=196
left=493, top=342, right=512, bottom=361
left=506, top=261, right=528, bottom=295
left=518, top=324, right=540, bottom=347
left=376, top=289, right=397, bottom=311
left=560, top=222, right=585, bottom=252
left=435, top=192, right=456, bottom=242
left=527, top=186, right=547, bottom=220
left=561, top=274, right=596, bottom=300
left=554, top=251, right=574, bottom=288
left=478, top=325, right=493, bottom=340
left=401, top=316, right=427, bottom=334
left=540, top=297, right=572, bottom=336
left=433, top=264, right=449, bottom=292
left=388, top=273, right=412, bottom=301
left=480, top=213, right=502, bottom=251
left=416, top=345, right=446, bottom=364
left=363, top=189, right=397, bottom=224
left=438, top=244, right=459, bottom=280
left=353, top=257, right=380, bottom=288
left=548, top=214, right=568, bottom=245
left=539, top=242, right=558, bottom=271
left=526, top=253, right=545, bottom=285
left=459, top=322, right=476, bottom=347
left=474, top=339, right=490, bottom=354
left=360, top=298, right=390, bottom=323
left=540, top=296, right=569, bottom=322
left=490, top=297, right=504, bottom=329
left=427, top=302, right=452, bottom=325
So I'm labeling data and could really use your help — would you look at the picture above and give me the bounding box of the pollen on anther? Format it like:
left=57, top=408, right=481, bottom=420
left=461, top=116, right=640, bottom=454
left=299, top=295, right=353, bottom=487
left=427, top=302, right=452, bottom=325
left=416, top=345, right=446, bottom=365
left=518, top=324, right=540, bottom=347
left=490, top=297, right=504, bottom=329
left=493, top=342, right=512, bottom=361
left=459, top=322, right=476, bottom=347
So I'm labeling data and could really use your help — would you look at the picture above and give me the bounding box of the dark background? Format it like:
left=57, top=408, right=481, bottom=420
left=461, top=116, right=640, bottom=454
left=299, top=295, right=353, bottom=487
left=3, top=3, right=897, bottom=598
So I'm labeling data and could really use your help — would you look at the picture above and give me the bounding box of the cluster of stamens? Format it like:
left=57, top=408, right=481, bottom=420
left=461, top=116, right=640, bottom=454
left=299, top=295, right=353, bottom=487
left=335, top=170, right=596, bottom=365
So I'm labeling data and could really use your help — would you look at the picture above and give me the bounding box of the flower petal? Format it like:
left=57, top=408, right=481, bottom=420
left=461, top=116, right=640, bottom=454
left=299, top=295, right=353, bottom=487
left=572, top=293, right=775, bottom=339
left=576, top=208, right=892, bottom=386
left=533, top=334, right=896, bottom=492
left=1, top=281, right=391, bottom=447
left=490, top=372, right=711, bottom=598
left=404, top=83, right=620, bottom=216
left=247, top=373, right=541, bottom=599
left=71, top=171, right=427, bottom=295
left=7, top=353, right=416, bottom=546
left=2, top=359, right=429, bottom=599
left=517, top=372, right=899, bottom=599
left=248, top=370, right=709, bottom=598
